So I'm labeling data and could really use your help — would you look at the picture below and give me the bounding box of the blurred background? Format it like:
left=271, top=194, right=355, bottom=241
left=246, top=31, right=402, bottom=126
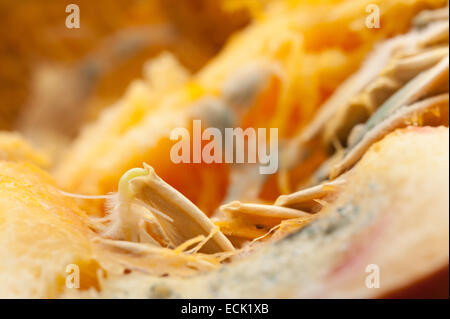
left=0, top=0, right=249, bottom=134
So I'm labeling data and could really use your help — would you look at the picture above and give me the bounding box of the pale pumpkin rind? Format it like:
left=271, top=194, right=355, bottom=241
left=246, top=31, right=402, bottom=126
left=98, top=127, right=449, bottom=298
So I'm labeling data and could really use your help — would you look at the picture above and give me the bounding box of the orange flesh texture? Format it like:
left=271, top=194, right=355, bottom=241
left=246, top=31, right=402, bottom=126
left=55, top=0, right=446, bottom=218
left=0, top=162, right=100, bottom=298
